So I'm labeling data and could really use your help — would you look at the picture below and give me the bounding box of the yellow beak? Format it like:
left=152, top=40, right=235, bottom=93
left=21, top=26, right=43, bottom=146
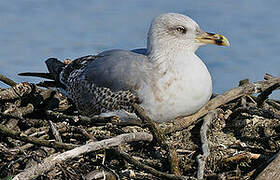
left=196, top=32, right=230, bottom=46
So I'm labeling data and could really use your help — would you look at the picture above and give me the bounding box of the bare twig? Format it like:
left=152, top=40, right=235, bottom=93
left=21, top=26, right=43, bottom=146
left=266, top=99, right=280, bottom=110
left=229, top=106, right=280, bottom=120
left=3, top=103, right=34, bottom=118
left=114, top=150, right=196, bottom=180
left=78, top=127, right=98, bottom=141
left=49, top=120, right=63, bottom=143
left=133, top=104, right=181, bottom=175
left=197, top=110, right=217, bottom=180
left=12, top=132, right=153, bottom=180
left=223, top=152, right=260, bottom=163
left=0, top=111, right=23, bottom=119
left=163, top=77, right=280, bottom=134
left=0, top=82, right=34, bottom=100
left=255, top=152, right=280, bottom=180
left=132, top=104, right=165, bottom=143
left=0, top=124, right=77, bottom=150
left=257, top=83, right=280, bottom=107
left=0, top=73, right=17, bottom=87
left=85, top=169, right=118, bottom=180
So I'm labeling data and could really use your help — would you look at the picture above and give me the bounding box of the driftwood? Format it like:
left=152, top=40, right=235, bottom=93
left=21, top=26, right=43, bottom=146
left=114, top=150, right=195, bottom=180
left=1, top=73, right=280, bottom=179
left=196, top=110, right=218, bottom=180
left=0, top=123, right=78, bottom=150
left=0, top=73, right=16, bottom=86
left=255, top=152, right=280, bottom=180
left=133, top=104, right=181, bottom=175
left=13, top=132, right=153, bottom=180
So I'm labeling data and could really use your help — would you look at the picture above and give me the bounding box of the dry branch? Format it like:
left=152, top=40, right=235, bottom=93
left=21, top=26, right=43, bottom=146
left=229, top=106, right=280, bottom=120
left=223, top=152, right=260, bottom=163
left=0, top=73, right=17, bottom=87
left=257, top=83, right=280, bottom=107
left=3, top=103, right=34, bottom=118
left=0, top=124, right=77, bottom=150
left=12, top=132, right=153, bottom=180
left=115, top=150, right=196, bottom=180
left=133, top=104, right=181, bottom=175
left=0, top=82, right=33, bottom=100
left=49, top=120, right=63, bottom=143
left=197, top=110, right=217, bottom=180
left=163, top=77, right=280, bottom=134
left=255, top=152, right=280, bottom=180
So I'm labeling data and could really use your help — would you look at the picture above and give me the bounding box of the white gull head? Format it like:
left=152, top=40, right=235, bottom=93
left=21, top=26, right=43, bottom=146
left=147, top=13, right=204, bottom=55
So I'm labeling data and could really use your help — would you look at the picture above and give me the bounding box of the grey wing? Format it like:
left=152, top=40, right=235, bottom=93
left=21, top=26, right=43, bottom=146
left=82, top=49, right=151, bottom=92
left=62, top=49, right=152, bottom=117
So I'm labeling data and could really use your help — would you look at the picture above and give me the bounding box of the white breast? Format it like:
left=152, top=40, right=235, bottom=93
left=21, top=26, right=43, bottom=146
left=139, top=53, right=212, bottom=122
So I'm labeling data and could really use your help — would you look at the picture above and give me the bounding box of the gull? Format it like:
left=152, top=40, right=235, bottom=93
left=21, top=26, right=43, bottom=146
left=19, top=13, right=229, bottom=122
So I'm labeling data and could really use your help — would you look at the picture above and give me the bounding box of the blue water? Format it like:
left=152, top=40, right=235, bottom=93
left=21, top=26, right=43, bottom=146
left=0, top=0, right=279, bottom=98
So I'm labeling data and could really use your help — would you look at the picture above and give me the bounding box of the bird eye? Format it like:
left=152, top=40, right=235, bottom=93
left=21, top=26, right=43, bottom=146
left=176, top=26, right=187, bottom=34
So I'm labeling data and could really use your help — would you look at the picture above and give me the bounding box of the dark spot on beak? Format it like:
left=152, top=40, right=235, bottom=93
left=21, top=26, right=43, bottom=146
left=215, top=39, right=224, bottom=45
left=206, top=32, right=225, bottom=45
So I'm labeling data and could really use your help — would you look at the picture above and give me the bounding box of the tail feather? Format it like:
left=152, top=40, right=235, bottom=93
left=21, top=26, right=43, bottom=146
left=45, top=58, right=66, bottom=81
left=18, top=72, right=54, bottom=80
left=18, top=58, right=66, bottom=89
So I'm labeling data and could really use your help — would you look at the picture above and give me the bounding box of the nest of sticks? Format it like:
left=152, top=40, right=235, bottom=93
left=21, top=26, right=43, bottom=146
left=1, top=73, right=280, bottom=180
